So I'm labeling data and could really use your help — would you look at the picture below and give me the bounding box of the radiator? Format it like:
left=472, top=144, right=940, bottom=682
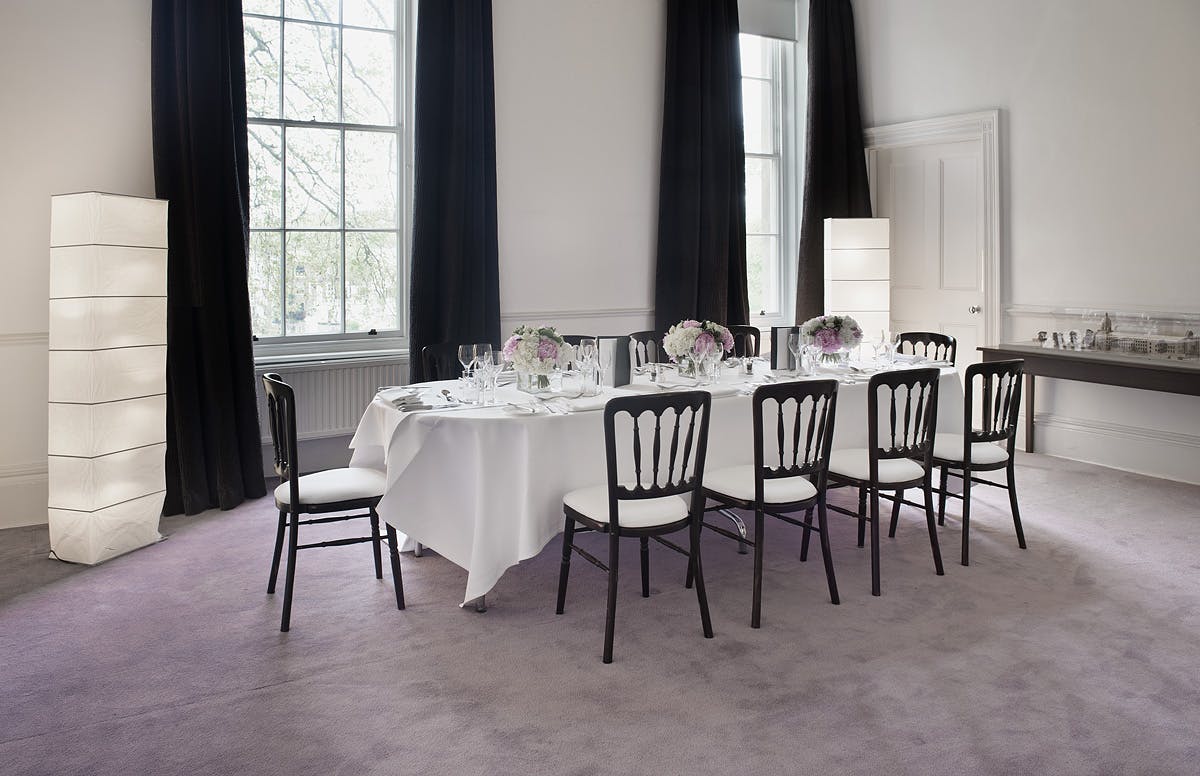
left=255, top=358, right=408, bottom=442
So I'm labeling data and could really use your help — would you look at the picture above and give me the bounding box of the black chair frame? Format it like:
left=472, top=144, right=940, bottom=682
left=421, top=342, right=465, bottom=382
left=628, top=330, right=662, bottom=369
left=726, top=324, right=761, bottom=358
left=929, top=358, right=1027, bottom=566
left=263, top=373, right=405, bottom=632
left=555, top=391, right=714, bottom=663
left=897, top=331, right=958, bottom=365
left=826, top=368, right=945, bottom=595
left=699, top=380, right=841, bottom=628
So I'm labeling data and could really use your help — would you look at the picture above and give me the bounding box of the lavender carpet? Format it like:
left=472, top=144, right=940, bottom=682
left=2, top=453, right=1198, bottom=775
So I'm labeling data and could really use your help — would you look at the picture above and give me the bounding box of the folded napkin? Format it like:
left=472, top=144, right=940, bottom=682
left=704, top=383, right=742, bottom=398
left=379, top=387, right=419, bottom=403
left=892, top=353, right=925, bottom=364
left=561, top=395, right=609, bottom=412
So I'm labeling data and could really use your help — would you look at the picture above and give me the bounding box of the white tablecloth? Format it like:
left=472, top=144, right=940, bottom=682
left=349, top=367, right=962, bottom=604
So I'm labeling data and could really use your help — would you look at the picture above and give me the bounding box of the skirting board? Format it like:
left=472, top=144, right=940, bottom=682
left=0, top=462, right=50, bottom=530
left=1014, top=412, right=1200, bottom=486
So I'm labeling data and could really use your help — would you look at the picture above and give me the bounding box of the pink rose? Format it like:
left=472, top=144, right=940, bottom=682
left=536, top=338, right=558, bottom=360
left=815, top=327, right=842, bottom=354
left=694, top=331, right=716, bottom=356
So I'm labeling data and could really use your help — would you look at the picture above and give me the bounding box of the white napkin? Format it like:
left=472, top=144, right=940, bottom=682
left=704, top=384, right=742, bottom=398
left=561, top=395, right=609, bottom=412
left=379, top=387, right=419, bottom=403
left=892, top=353, right=925, bottom=364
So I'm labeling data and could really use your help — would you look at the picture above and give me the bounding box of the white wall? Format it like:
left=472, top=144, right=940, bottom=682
left=0, top=0, right=155, bottom=528
left=492, top=0, right=665, bottom=338
left=855, top=0, right=1200, bottom=483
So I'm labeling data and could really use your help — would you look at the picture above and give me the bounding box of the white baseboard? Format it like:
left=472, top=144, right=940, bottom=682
left=0, top=462, right=49, bottom=529
left=1017, top=412, right=1200, bottom=485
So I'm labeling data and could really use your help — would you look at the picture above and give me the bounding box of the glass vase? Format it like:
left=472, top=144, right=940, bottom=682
left=515, top=368, right=561, bottom=395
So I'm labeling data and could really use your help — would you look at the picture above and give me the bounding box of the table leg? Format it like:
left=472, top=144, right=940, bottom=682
left=1025, top=374, right=1035, bottom=453
left=474, top=595, right=487, bottom=613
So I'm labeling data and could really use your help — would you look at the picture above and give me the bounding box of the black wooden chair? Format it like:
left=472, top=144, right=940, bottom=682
left=897, top=332, right=957, bottom=364
left=262, top=373, right=405, bottom=632
left=927, top=359, right=1027, bottom=565
left=421, top=342, right=463, bottom=382
left=628, top=330, right=662, bottom=371
left=727, top=324, right=761, bottom=358
left=826, top=368, right=945, bottom=596
left=700, top=380, right=840, bottom=627
left=555, top=391, right=714, bottom=663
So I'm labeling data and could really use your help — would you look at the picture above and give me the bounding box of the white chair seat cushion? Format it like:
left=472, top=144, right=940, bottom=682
left=931, top=433, right=1009, bottom=465
left=275, top=467, right=386, bottom=506
left=704, top=465, right=817, bottom=505
left=563, top=484, right=690, bottom=529
left=828, top=449, right=926, bottom=484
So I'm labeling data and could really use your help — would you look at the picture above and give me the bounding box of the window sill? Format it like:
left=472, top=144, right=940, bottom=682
left=253, top=335, right=409, bottom=370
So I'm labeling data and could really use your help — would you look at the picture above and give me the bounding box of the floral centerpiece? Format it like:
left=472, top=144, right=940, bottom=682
left=800, top=314, right=863, bottom=365
left=662, top=319, right=734, bottom=379
left=503, top=325, right=565, bottom=392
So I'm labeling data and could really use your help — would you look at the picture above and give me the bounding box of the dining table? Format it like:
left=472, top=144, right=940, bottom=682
left=348, top=360, right=963, bottom=605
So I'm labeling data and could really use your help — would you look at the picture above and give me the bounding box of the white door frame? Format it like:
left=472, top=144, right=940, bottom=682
left=864, top=110, right=1002, bottom=347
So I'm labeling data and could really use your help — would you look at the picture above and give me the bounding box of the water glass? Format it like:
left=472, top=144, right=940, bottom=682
left=787, top=331, right=803, bottom=374
left=457, top=344, right=474, bottom=379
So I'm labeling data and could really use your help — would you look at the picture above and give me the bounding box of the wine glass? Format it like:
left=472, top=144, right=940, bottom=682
left=597, top=342, right=613, bottom=389
left=473, top=343, right=492, bottom=369
left=881, top=330, right=896, bottom=364
left=787, top=331, right=803, bottom=374
left=457, top=344, right=474, bottom=379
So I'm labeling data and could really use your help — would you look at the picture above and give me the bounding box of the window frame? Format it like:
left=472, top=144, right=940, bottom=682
left=244, top=0, right=415, bottom=365
left=742, top=33, right=801, bottom=332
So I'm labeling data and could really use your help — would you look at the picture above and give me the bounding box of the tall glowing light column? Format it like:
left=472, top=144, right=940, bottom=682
left=48, top=193, right=168, bottom=564
left=823, top=218, right=891, bottom=337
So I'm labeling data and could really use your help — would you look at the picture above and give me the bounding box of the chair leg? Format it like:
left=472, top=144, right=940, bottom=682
left=385, top=524, right=405, bottom=610
left=640, top=536, right=650, bottom=598
left=857, top=485, right=867, bottom=548
left=961, top=466, right=972, bottom=566
left=937, top=466, right=949, bottom=526
left=869, top=487, right=881, bottom=596
left=799, top=507, right=814, bottom=562
left=555, top=517, right=576, bottom=615
left=751, top=508, right=765, bottom=628
left=602, top=532, right=620, bottom=664
left=923, top=476, right=945, bottom=576
left=267, top=509, right=287, bottom=594
left=414, top=542, right=424, bottom=558
left=280, top=510, right=300, bottom=632
left=690, top=520, right=714, bottom=640
left=888, top=489, right=904, bottom=538
left=816, top=498, right=840, bottom=605
left=1007, top=460, right=1027, bottom=549
left=369, top=509, right=383, bottom=580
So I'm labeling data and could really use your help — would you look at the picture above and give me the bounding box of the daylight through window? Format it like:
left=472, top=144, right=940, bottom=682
left=244, top=0, right=404, bottom=340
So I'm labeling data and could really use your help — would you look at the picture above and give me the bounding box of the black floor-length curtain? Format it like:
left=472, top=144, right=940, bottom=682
left=654, top=0, right=749, bottom=333
left=408, top=0, right=501, bottom=382
left=152, top=0, right=266, bottom=515
left=795, top=0, right=873, bottom=323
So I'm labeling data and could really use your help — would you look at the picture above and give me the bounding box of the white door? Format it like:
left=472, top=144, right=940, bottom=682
left=872, top=139, right=987, bottom=375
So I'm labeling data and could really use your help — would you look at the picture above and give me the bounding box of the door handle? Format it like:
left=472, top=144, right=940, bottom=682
left=969, top=305, right=982, bottom=314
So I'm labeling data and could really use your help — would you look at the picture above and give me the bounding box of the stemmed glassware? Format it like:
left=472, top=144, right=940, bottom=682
left=575, top=338, right=598, bottom=396
left=457, top=344, right=474, bottom=379
left=787, top=331, right=803, bottom=375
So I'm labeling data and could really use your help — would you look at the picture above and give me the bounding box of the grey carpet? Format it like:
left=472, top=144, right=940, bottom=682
left=1, top=454, right=1198, bottom=775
